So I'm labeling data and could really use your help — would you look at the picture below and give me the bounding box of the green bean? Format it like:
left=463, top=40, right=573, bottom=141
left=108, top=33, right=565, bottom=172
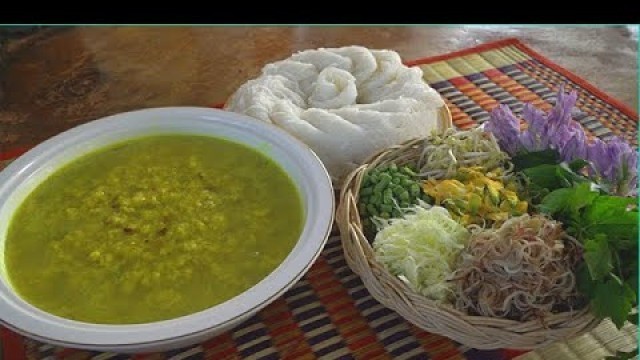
left=402, top=166, right=416, bottom=177
left=373, top=176, right=390, bottom=193
left=360, top=187, right=373, bottom=196
left=410, top=183, right=420, bottom=197
left=380, top=212, right=390, bottom=219
left=380, top=204, right=393, bottom=213
left=367, top=204, right=378, bottom=215
left=383, top=189, right=394, bottom=204
left=402, top=178, right=414, bottom=187
left=393, top=185, right=406, bottom=196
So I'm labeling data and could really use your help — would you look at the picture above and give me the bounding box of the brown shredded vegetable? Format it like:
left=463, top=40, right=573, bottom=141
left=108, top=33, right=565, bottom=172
left=451, top=214, right=584, bottom=321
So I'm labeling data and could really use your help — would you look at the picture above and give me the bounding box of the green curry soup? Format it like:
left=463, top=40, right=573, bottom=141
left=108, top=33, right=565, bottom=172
left=5, top=135, right=304, bottom=324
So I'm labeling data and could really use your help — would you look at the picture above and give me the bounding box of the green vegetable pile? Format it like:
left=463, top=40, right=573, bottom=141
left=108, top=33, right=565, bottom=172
left=358, top=164, right=429, bottom=234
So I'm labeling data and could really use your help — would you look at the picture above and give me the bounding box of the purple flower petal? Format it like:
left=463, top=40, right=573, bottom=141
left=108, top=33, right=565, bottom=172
left=547, top=86, right=578, bottom=128
left=553, top=120, right=587, bottom=158
left=607, top=137, right=635, bottom=181
left=521, top=103, right=548, bottom=136
left=518, top=130, right=536, bottom=152
left=587, top=138, right=611, bottom=178
left=560, top=134, right=588, bottom=162
left=486, top=105, right=521, bottom=155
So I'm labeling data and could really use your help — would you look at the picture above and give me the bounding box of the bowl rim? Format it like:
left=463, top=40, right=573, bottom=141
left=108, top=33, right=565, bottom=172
left=0, top=107, right=335, bottom=348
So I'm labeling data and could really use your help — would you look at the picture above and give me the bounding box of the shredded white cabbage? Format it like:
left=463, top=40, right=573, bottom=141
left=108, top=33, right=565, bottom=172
left=372, top=204, right=470, bottom=301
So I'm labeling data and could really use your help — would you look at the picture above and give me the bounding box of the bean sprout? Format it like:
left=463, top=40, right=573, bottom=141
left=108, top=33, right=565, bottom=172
left=417, top=127, right=512, bottom=180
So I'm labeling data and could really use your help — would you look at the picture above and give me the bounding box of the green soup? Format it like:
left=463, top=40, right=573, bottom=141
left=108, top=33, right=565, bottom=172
left=5, top=135, right=303, bottom=324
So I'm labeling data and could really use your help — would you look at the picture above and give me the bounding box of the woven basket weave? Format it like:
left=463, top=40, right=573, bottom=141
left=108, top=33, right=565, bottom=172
left=336, top=106, right=602, bottom=350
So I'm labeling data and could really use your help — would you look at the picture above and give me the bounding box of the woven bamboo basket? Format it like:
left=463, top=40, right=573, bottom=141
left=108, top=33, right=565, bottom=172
left=336, top=105, right=602, bottom=350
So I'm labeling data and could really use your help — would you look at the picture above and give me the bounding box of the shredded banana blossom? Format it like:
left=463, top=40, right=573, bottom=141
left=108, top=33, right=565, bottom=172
left=451, top=214, right=583, bottom=321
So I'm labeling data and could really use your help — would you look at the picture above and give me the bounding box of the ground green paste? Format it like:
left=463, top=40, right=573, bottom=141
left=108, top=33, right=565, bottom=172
left=5, top=135, right=303, bottom=324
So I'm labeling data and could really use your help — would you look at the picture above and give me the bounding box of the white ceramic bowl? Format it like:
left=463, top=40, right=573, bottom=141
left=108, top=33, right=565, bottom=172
left=0, top=107, right=334, bottom=353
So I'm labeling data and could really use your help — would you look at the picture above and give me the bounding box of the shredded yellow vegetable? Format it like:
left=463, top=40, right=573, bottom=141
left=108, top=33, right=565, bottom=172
left=422, top=167, right=528, bottom=226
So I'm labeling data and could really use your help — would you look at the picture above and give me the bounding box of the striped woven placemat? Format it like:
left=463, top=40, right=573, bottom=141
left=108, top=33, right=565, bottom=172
left=0, top=38, right=637, bottom=360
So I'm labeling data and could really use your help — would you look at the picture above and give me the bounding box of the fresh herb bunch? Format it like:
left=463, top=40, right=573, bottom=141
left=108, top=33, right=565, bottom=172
left=525, top=160, right=638, bottom=360
left=486, top=86, right=638, bottom=196
left=486, top=85, right=638, bottom=359
left=358, top=164, right=429, bottom=235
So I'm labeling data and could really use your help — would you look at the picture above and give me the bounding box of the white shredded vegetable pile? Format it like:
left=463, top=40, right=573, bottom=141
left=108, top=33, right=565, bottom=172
left=372, top=204, right=470, bottom=301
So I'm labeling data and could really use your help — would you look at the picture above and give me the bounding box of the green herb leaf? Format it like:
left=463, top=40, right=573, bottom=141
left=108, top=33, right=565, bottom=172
left=538, top=188, right=573, bottom=215
left=539, top=182, right=598, bottom=217
left=512, top=149, right=560, bottom=171
left=583, top=235, right=613, bottom=281
left=523, top=164, right=567, bottom=193
left=568, top=158, right=589, bottom=172
left=591, top=277, right=636, bottom=329
left=584, top=196, right=638, bottom=248
left=522, top=163, right=592, bottom=204
left=576, top=263, right=597, bottom=297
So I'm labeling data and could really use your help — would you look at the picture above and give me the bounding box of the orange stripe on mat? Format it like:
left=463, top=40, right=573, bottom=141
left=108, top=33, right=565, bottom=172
left=260, top=298, right=315, bottom=360
left=483, top=70, right=551, bottom=112
left=452, top=79, right=500, bottom=113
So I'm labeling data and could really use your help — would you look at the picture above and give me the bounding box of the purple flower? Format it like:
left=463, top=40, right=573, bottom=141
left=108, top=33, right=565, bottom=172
left=518, top=130, right=536, bottom=152
left=486, top=86, right=581, bottom=157
left=607, top=137, right=637, bottom=192
left=560, top=135, right=588, bottom=163
left=588, top=136, right=638, bottom=195
left=486, top=104, right=521, bottom=155
left=624, top=150, right=639, bottom=195
left=547, top=86, right=578, bottom=128
left=519, top=129, right=549, bottom=153
left=587, top=138, right=611, bottom=178
left=485, top=84, right=637, bottom=196
left=521, top=103, right=548, bottom=137
left=555, top=120, right=588, bottom=162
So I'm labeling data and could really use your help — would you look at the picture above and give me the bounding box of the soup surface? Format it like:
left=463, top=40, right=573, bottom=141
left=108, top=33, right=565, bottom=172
left=5, top=135, right=303, bottom=324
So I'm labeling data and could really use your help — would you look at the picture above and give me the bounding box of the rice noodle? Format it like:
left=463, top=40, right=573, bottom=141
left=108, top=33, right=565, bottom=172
left=451, top=214, right=583, bottom=321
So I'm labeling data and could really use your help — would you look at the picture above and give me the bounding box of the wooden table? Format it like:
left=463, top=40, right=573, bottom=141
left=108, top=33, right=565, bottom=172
left=0, top=26, right=637, bottom=155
